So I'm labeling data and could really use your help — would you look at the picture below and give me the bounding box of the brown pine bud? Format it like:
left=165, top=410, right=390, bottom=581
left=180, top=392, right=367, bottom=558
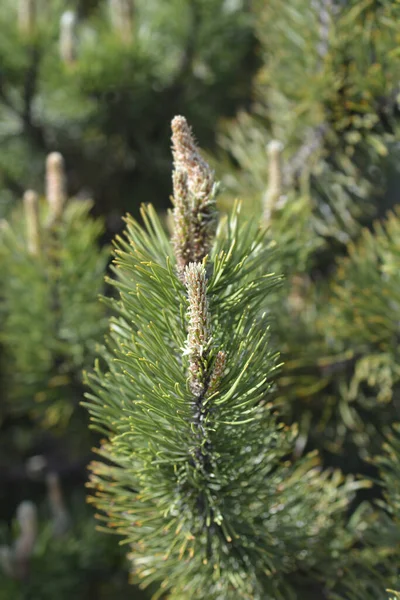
left=171, top=116, right=218, bottom=275
left=171, top=116, right=214, bottom=201
left=207, top=350, right=227, bottom=397
left=60, top=11, right=77, bottom=65
left=46, top=152, right=66, bottom=223
left=24, top=190, right=40, bottom=256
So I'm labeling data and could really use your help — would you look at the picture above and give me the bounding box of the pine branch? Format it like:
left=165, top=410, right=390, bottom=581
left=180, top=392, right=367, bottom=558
left=0, top=151, right=108, bottom=431
left=84, top=115, right=383, bottom=600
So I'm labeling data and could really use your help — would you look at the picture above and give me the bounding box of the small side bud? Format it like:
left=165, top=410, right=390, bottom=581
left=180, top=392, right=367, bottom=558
left=263, top=140, right=284, bottom=224
left=18, top=0, right=36, bottom=37
left=207, top=350, right=227, bottom=397
left=46, top=152, right=67, bottom=223
left=184, top=262, right=211, bottom=397
left=60, top=11, right=77, bottom=65
left=24, top=190, right=40, bottom=256
left=108, top=0, right=134, bottom=43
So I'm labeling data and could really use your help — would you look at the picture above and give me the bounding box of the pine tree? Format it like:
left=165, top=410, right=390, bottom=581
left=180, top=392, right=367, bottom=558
left=0, top=149, right=117, bottom=599
left=84, top=116, right=389, bottom=600
left=2, top=2, right=400, bottom=594
left=322, top=209, right=400, bottom=446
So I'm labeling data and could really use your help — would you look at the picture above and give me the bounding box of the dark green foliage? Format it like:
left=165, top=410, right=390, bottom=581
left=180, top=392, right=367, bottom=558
left=326, top=209, right=400, bottom=406
left=373, top=426, right=400, bottom=598
left=0, top=156, right=131, bottom=597
left=0, top=0, right=257, bottom=219
left=216, top=0, right=400, bottom=246
left=259, top=210, right=400, bottom=460
left=0, top=498, right=144, bottom=600
left=301, top=209, right=400, bottom=453
left=377, top=425, right=400, bottom=524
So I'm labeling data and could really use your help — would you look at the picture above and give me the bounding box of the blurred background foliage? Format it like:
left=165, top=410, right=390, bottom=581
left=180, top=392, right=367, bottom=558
left=0, top=0, right=258, bottom=231
left=2, top=0, right=400, bottom=597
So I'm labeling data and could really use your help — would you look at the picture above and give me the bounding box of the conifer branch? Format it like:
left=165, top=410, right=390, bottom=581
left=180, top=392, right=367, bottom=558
left=84, top=115, right=379, bottom=599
